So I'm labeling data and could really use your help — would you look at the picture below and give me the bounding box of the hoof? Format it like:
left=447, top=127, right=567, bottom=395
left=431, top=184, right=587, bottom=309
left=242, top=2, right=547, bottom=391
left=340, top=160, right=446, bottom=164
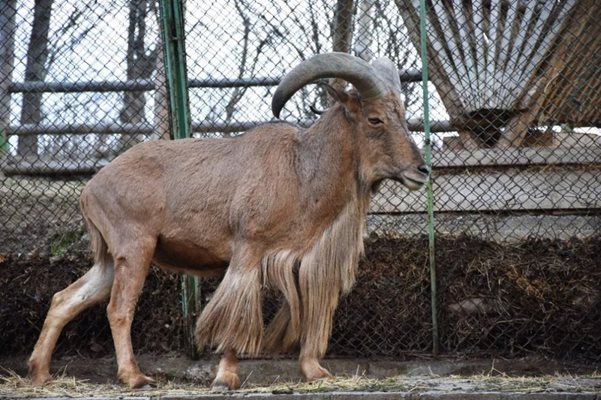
left=211, top=383, right=230, bottom=392
left=212, top=371, right=241, bottom=391
left=130, top=375, right=155, bottom=389
left=305, top=367, right=333, bottom=382
left=28, top=361, right=52, bottom=386
left=29, top=371, right=52, bottom=386
left=121, top=372, right=156, bottom=389
left=300, top=359, right=333, bottom=382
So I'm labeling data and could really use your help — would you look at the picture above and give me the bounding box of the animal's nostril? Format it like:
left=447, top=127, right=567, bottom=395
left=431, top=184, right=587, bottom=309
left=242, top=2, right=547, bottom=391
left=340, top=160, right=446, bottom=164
left=417, top=164, right=430, bottom=175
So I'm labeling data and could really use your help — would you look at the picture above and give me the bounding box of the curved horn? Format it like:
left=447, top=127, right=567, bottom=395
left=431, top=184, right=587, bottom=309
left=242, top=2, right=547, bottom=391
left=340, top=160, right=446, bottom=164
left=371, top=57, right=402, bottom=94
left=272, top=52, right=388, bottom=118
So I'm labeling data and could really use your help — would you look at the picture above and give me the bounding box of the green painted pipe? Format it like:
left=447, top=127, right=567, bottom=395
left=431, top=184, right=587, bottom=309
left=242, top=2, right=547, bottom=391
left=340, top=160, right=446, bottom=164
left=158, top=0, right=200, bottom=359
left=419, top=0, right=439, bottom=356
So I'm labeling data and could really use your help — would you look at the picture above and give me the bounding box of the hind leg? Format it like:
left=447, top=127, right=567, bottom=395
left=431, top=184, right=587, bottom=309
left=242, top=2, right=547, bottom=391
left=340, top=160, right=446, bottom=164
left=106, top=237, right=155, bottom=389
left=212, top=349, right=241, bottom=390
left=29, top=262, right=114, bottom=385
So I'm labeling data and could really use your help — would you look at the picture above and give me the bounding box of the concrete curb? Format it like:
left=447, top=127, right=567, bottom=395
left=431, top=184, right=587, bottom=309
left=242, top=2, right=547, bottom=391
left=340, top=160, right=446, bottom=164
left=26, top=392, right=601, bottom=400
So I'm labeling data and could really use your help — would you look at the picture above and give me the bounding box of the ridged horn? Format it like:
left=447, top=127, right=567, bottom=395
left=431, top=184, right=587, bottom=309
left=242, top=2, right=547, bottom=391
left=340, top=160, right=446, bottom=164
left=272, top=52, right=388, bottom=118
left=371, top=57, right=402, bottom=94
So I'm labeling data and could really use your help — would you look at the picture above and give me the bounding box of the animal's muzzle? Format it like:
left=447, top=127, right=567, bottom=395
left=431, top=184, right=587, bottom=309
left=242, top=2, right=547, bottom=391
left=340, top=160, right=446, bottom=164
left=417, top=164, right=430, bottom=175
left=399, top=165, right=429, bottom=190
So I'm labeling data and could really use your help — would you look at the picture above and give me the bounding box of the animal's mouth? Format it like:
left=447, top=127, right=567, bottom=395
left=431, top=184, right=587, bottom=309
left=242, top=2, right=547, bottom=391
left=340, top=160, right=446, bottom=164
left=399, top=170, right=428, bottom=190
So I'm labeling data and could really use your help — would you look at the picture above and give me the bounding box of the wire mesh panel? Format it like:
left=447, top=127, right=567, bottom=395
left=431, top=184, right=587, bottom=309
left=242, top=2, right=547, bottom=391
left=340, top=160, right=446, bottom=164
left=0, top=0, right=172, bottom=356
left=182, top=0, right=601, bottom=360
left=0, top=0, right=600, bottom=362
left=0, top=0, right=166, bottom=251
left=395, top=0, right=601, bottom=360
left=397, top=0, right=601, bottom=239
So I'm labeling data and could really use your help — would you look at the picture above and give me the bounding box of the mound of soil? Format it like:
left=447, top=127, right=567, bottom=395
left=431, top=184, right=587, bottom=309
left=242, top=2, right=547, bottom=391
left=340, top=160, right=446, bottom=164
left=1, top=236, right=600, bottom=363
left=436, top=236, right=601, bottom=360
left=0, top=250, right=185, bottom=358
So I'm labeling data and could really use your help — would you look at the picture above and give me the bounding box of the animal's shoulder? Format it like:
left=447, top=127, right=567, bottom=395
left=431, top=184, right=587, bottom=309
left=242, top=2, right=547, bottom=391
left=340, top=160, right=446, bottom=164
left=243, top=121, right=303, bottom=138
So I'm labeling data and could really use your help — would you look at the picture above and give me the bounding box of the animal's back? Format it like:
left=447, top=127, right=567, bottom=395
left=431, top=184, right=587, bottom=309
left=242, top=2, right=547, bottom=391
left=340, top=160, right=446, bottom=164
left=80, top=123, right=302, bottom=273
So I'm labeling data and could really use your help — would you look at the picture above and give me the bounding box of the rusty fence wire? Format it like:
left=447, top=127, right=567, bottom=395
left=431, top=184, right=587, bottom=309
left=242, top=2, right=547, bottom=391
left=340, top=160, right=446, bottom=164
left=1, top=0, right=600, bottom=362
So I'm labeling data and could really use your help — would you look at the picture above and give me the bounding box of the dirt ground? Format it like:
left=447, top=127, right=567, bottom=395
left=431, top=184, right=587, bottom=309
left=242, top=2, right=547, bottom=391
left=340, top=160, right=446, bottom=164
left=1, top=354, right=601, bottom=398
left=3, top=235, right=601, bottom=362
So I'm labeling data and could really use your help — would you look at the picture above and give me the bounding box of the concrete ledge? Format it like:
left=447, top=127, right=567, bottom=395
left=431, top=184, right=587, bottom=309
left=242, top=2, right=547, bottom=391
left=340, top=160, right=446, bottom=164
left=367, top=213, right=601, bottom=243
left=26, top=391, right=601, bottom=400
left=3, top=356, right=600, bottom=400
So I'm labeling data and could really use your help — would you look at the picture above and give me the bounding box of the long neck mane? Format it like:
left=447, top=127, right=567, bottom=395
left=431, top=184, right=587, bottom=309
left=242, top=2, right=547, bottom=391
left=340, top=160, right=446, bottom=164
left=296, top=106, right=369, bottom=197
left=293, top=105, right=371, bottom=279
left=260, top=107, right=371, bottom=357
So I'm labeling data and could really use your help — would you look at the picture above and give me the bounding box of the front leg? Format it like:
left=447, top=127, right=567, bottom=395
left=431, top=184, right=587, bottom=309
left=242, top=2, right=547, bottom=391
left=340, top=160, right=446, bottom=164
left=194, top=245, right=264, bottom=390
left=297, top=266, right=339, bottom=382
left=212, top=349, right=241, bottom=390
left=300, top=354, right=333, bottom=382
left=194, top=247, right=265, bottom=356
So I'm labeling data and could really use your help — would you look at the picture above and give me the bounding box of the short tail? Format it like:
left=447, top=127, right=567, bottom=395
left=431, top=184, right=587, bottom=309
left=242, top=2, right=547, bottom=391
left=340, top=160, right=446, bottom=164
left=85, top=217, right=112, bottom=267
left=80, top=195, right=112, bottom=267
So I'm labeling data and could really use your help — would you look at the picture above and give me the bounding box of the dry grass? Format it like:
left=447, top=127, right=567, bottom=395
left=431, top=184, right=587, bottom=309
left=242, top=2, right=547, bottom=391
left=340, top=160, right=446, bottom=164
left=0, top=369, right=405, bottom=398
left=2, top=367, right=601, bottom=399
left=0, top=368, right=211, bottom=398
left=245, top=375, right=409, bottom=394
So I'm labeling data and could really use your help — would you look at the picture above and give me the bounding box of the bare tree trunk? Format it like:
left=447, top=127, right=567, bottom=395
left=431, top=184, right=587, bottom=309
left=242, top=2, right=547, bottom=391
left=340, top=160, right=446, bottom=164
left=354, top=0, right=374, bottom=61
left=0, top=0, right=17, bottom=153
left=330, top=0, right=355, bottom=102
left=332, top=0, right=354, bottom=53
left=19, top=0, right=53, bottom=159
left=153, top=32, right=170, bottom=141
left=221, top=0, right=252, bottom=136
left=119, top=0, right=158, bottom=150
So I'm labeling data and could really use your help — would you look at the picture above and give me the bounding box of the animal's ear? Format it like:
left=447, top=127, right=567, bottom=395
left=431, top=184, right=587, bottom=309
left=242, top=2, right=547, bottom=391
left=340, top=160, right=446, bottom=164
left=318, top=82, right=350, bottom=105
left=319, top=82, right=350, bottom=105
left=318, top=82, right=360, bottom=116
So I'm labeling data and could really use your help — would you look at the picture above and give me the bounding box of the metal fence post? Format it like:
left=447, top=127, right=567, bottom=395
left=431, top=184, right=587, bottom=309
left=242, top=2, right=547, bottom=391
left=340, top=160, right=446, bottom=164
left=0, top=0, right=16, bottom=153
left=158, top=0, right=190, bottom=141
left=418, top=0, right=439, bottom=356
left=158, top=0, right=200, bottom=359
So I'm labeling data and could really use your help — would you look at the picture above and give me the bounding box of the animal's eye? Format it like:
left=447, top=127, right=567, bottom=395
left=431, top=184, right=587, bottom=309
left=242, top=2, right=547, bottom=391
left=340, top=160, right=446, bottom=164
left=368, top=117, right=384, bottom=125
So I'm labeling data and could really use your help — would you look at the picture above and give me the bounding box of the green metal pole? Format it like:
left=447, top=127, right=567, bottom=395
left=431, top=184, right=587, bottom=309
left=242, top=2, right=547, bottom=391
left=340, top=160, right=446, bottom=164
left=158, top=0, right=190, bottom=140
left=0, top=130, right=7, bottom=153
left=158, top=0, right=200, bottom=359
left=419, top=0, right=439, bottom=356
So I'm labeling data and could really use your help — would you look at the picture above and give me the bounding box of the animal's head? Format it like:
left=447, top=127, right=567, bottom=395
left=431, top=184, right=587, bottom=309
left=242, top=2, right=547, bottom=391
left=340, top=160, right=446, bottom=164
left=272, top=53, right=429, bottom=191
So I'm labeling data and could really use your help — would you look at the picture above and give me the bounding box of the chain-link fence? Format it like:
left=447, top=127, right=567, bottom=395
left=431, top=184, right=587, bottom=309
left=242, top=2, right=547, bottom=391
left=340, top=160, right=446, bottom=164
left=1, top=0, right=600, bottom=362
